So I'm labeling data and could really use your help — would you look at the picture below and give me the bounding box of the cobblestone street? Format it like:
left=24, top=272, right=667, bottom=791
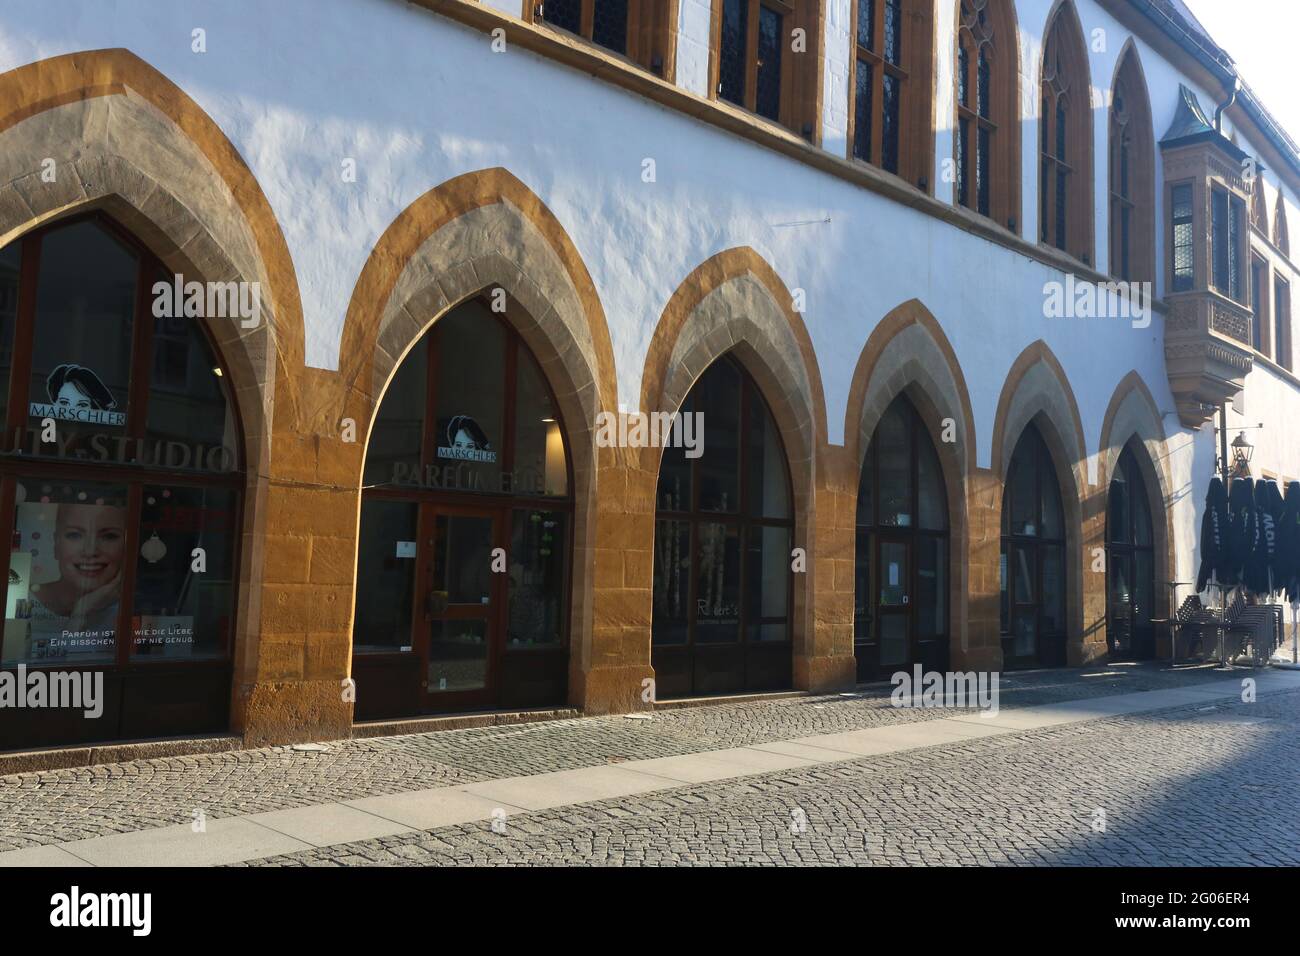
left=3, top=663, right=1298, bottom=866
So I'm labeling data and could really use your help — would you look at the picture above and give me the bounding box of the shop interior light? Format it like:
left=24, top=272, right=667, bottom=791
left=212, top=366, right=223, bottom=377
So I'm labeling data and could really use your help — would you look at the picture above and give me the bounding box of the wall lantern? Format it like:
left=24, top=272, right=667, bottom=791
left=1230, top=431, right=1254, bottom=475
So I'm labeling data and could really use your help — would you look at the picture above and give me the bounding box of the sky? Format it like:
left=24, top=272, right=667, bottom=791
left=1182, top=0, right=1300, bottom=147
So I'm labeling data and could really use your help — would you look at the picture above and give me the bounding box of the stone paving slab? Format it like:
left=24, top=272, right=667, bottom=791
left=342, top=790, right=527, bottom=831
left=246, top=803, right=413, bottom=848
left=68, top=817, right=312, bottom=867
left=460, top=765, right=686, bottom=811
left=628, top=748, right=820, bottom=784
left=0, top=844, right=89, bottom=867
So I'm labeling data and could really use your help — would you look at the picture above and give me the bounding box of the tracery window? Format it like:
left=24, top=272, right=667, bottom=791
left=1039, top=3, right=1092, bottom=262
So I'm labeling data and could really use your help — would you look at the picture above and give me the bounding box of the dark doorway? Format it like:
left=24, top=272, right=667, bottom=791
left=1000, top=423, right=1068, bottom=669
left=854, top=395, right=950, bottom=682
left=1106, top=444, right=1156, bottom=661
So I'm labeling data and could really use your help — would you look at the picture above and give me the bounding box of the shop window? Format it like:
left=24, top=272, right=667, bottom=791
left=853, top=394, right=949, bottom=681
left=999, top=424, right=1066, bottom=668
left=0, top=214, right=243, bottom=748
left=1109, top=49, right=1155, bottom=284
left=353, top=500, right=419, bottom=653
left=1038, top=1, right=1092, bottom=263
left=850, top=0, right=934, bottom=188
left=532, top=0, right=675, bottom=77
left=131, top=484, right=237, bottom=660
left=352, top=297, right=573, bottom=717
left=652, top=356, right=793, bottom=696
left=712, top=0, right=820, bottom=138
left=955, top=0, right=1016, bottom=225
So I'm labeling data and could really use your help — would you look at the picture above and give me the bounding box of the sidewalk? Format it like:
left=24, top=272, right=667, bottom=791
left=3, top=663, right=1297, bottom=866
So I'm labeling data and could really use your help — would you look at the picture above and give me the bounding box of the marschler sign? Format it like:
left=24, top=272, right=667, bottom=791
left=436, top=415, right=497, bottom=463
left=29, top=363, right=125, bottom=427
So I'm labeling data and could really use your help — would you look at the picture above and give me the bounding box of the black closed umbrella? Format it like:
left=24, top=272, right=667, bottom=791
left=1248, top=479, right=1285, bottom=596
left=1196, top=475, right=1232, bottom=593
left=1283, top=482, right=1300, bottom=604
left=1227, top=476, right=1257, bottom=589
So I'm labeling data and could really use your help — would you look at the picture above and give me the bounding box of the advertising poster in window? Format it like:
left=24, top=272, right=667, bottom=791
left=12, top=498, right=125, bottom=662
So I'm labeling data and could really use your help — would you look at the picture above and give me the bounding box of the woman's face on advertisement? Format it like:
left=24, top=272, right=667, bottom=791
left=53, top=503, right=126, bottom=590
left=55, top=380, right=93, bottom=410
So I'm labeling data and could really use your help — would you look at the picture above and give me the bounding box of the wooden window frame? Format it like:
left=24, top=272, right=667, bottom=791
left=529, top=0, right=677, bottom=79
left=1275, top=274, right=1292, bottom=371
left=847, top=0, right=935, bottom=191
left=1210, top=185, right=1246, bottom=304
left=1037, top=2, right=1093, bottom=264
left=952, top=0, right=1018, bottom=230
left=848, top=0, right=908, bottom=177
left=709, top=0, right=820, bottom=140
left=1251, top=252, right=1271, bottom=356
left=1107, top=50, right=1155, bottom=285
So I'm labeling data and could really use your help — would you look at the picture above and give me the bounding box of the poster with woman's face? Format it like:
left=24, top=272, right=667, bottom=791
left=15, top=499, right=125, bottom=659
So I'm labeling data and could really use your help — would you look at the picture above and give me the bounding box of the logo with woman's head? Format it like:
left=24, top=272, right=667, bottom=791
left=30, top=364, right=125, bottom=426
left=437, top=415, right=497, bottom=462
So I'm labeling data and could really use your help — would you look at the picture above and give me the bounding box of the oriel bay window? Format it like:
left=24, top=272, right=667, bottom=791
left=0, top=215, right=244, bottom=751
left=853, top=395, right=949, bottom=683
left=713, top=0, right=820, bottom=136
left=1000, top=424, right=1067, bottom=669
left=849, top=0, right=933, bottom=187
left=1038, top=1, right=1092, bottom=263
left=532, top=1, right=676, bottom=77
left=353, top=298, right=572, bottom=720
left=652, top=356, right=793, bottom=698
